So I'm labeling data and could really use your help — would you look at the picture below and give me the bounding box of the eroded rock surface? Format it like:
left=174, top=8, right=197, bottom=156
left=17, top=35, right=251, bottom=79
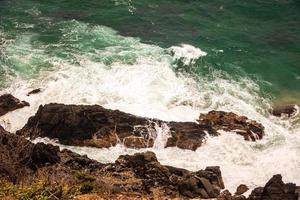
left=248, top=174, right=298, bottom=200
left=0, top=125, right=102, bottom=184
left=198, top=111, right=264, bottom=141
left=0, top=94, right=29, bottom=117
left=17, top=104, right=265, bottom=151
left=1, top=126, right=224, bottom=199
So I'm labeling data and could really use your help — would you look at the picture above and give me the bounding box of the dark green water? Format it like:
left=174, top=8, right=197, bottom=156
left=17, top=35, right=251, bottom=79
left=1, top=0, right=300, bottom=104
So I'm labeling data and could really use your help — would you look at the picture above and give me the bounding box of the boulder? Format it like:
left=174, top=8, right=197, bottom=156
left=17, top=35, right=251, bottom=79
left=271, top=104, right=298, bottom=117
left=17, top=104, right=264, bottom=151
left=248, top=174, right=298, bottom=200
left=235, top=184, right=249, bottom=195
left=0, top=94, right=29, bottom=116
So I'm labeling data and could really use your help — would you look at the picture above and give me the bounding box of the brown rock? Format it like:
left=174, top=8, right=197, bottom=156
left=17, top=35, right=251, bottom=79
left=123, top=136, right=152, bottom=148
left=1, top=126, right=224, bottom=199
left=248, top=174, right=298, bottom=200
left=17, top=104, right=264, bottom=151
left=0, top=125, right=103, bottom=184
left=271, top=104, right=298, bottom=117
left=217, top=189, right=246, bottom=200
left=109, top=151, right=224, bottom=198
left=0, top=94, right=29, bottom=117
left=218, top=189, right=233, bottom=200
left=235, top=184, right=249, bottom=195
left=197, top=111, right=264, bottom=141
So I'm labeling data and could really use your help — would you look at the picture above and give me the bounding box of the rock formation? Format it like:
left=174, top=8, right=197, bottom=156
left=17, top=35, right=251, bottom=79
left=0, top=94, right=29, bottom=117
left=17, top=104, right=265, bottom=151
left=248, top=174, right=298, bottom=200
left=271, top=104, right=298, bottom=117
left=1, top=126, right=225, bottom=199
left=198, top=111, right=264, bottom=141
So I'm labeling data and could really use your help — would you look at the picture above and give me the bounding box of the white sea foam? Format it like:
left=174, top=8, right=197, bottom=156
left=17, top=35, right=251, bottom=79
left=170, top=44, right=207, bottom=65
left=1, top=22, right=299, bottom=194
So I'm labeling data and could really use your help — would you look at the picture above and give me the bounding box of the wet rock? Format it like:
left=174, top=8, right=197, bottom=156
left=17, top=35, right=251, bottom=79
left=235, top=184, right=249, bottom=195
left=166, top=121, right=218, bottom=151
left=1, top=126, right=225, bottom=199
left=17, top=104, right=154, bottom=147
left=27, top=88, right=41, bottom=96
left=122, top=136, right=152, bottom=148
left=217, top=190, right=246, bottom=200
left=111, top=151, right=224, bottom=198
left=198, top=111, right=264, bottom=141
left=271, top=104, right=298, bottom=117
left=17, top=104, right=264, bottom=151
left=248, top=174, right=298, bottom=200
left=0, top=94, right=29, bottom=116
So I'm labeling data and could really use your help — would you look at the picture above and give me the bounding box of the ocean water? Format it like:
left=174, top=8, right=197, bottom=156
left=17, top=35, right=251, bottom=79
left=0, top=0, right=300, bottom=194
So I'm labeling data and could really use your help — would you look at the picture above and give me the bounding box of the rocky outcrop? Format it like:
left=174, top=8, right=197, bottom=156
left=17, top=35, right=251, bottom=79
left=248, top=174, right=298, bottom=200
left=0, top=94, right=29, bottom=117
left=271, top=104, right=298, bottom=117
left=17, top=104, right=264, bottom=151
left=106, top=152, right=224, bottom=198
left=198, top=111, right=264, bottom=141
left=0, top=125, right=102, bottom=184
left=1, top=126, right=224, bottom=199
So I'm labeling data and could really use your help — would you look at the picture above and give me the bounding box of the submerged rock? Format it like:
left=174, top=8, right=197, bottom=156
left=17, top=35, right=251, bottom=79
left=1, top=126, right=225, bottom=199
left=27, top=88, right=42, bottom=96
left=248, top=174, right=298, bottom=200
left=17, top=104, right=264, bottom=151
left=198, top=111, right=264, bottom=141
left=271, top=104, right=298, bottom=117
left=0, top=94, right=29, bottom=117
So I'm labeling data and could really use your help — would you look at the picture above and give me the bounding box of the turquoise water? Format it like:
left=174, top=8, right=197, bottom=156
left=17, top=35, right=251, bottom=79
left=1, top=0, right=299, bottom=104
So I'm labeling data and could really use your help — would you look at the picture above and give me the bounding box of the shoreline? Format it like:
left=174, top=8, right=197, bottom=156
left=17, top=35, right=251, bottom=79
left=0, top=94, right=298, bottom=200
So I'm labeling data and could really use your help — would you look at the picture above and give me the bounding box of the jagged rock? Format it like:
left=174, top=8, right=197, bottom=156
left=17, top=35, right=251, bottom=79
left=235, top=184, right=249, bottom=195
left=17, top=104, right=264, bottom=151
left=1, top=126, right=224, bottom=199
left=248, top=174, right=298, bottom=200
left=271, top=104, right=298, bottom=117
left=198, top=111, right=264, bottom=141
left=0, top=94, right=29, bottom=117
left=28, top=143, right=61, bottom=169
left=217, top=190, right=246, bottom=200
left=109, top=151, right=224, bottom=198
left=0, top=125, right=103, bottom=184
